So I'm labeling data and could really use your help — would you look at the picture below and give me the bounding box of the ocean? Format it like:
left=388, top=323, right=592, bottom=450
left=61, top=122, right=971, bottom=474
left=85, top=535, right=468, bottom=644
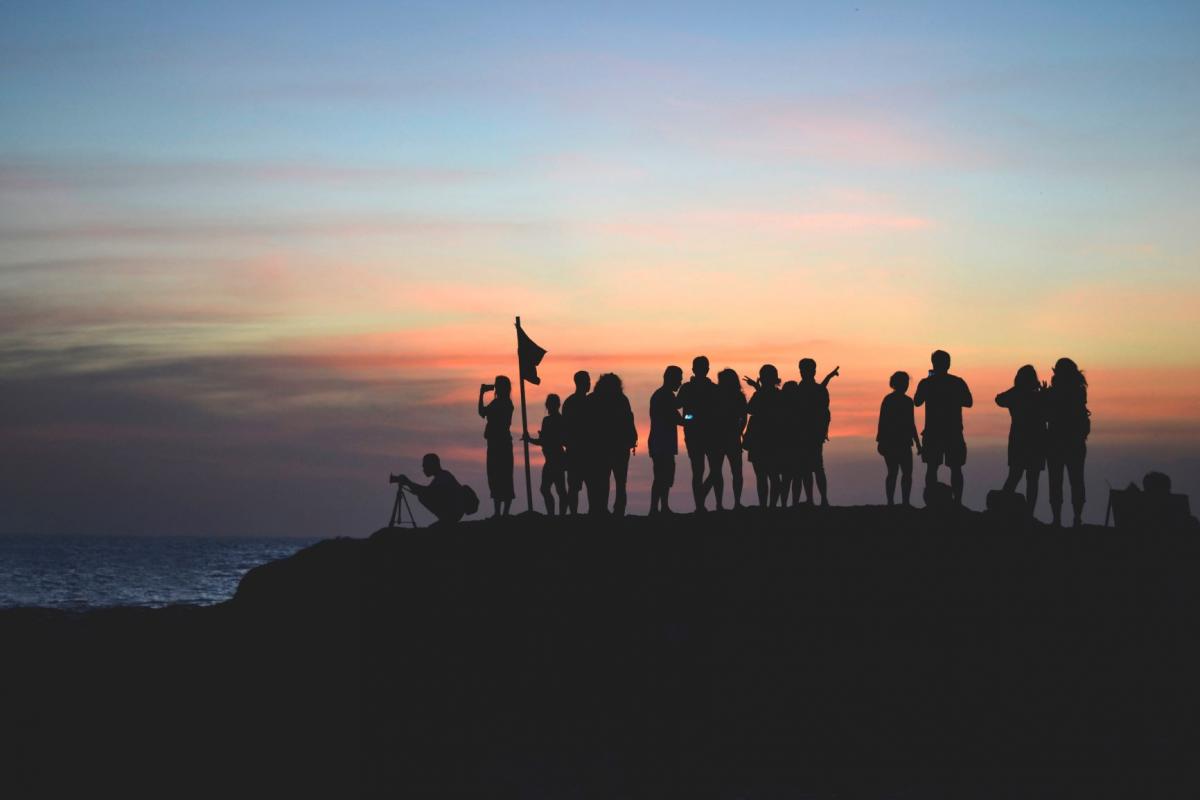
left=0, top=535, right=320, bottom=609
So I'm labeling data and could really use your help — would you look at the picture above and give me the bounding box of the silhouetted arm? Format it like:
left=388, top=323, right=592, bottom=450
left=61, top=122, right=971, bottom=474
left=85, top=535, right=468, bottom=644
left=961, top=380, right=974, bottom=409
left=913, top=379, right=926, bottom=407
left=478, top=385, right=489, bottom=418
left=876, top=400, right=885, bottom=443
left=995, top=387, right=1014, bottom=408
left=821, top=366, right=840, bottom=387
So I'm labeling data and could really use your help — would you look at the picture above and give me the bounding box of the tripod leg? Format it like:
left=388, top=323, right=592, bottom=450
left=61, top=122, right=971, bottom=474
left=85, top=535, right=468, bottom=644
left=390, top=487, right=402, bottom=527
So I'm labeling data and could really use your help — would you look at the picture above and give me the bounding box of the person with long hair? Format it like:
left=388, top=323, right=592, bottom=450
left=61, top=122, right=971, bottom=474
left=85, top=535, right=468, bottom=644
left=478, top=375, right=515, bottom=517
left=744, top=364, right=786, bottom=508
left=995, top=364, right=1047, bottom=515
left=588, top=372, right=638, bottom=516
left=707, top=368, right=747, bottom=509
left=1045, top=357, right=1090, bottom=526
left=876, top=371, right=921, bottom=506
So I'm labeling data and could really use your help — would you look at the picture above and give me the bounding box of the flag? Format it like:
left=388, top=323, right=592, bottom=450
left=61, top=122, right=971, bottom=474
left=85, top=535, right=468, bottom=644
left=516, top=323, right=546, bottom=385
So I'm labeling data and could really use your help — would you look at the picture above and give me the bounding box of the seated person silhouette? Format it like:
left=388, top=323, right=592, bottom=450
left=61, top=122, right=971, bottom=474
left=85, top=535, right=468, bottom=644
left=392, top=454, right=466, bottom=524
left=914, top=350, right=973, bottom=506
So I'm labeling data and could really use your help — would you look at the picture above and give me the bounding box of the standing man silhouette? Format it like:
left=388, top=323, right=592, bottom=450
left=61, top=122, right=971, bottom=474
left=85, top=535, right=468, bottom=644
left=561, top=370, right=591, bottom=514
left=649, top=366, right=684, bottom=514
left=793, top=359, right=836, bottom=506
left=677, top=356, right=721, bottom=511
left=914, top=350, right=973, bottom=506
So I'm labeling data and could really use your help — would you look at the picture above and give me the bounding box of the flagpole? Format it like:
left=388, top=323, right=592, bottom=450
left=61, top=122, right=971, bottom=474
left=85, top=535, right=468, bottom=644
left=515, top=316, right=534, bottom=513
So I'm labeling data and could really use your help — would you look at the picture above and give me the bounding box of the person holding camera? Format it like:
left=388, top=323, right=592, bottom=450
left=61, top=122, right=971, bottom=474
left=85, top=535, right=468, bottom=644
left=391, top=454, right=468, bottom=524
left=479, top=375, right=515, bottom=518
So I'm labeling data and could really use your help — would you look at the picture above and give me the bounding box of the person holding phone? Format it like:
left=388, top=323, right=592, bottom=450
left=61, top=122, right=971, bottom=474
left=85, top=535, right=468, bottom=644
left=677, top=355, right=721, bottom=511
left=648, top=365, right=685, bottom=514
left=478, top=375, right=515, bottom=517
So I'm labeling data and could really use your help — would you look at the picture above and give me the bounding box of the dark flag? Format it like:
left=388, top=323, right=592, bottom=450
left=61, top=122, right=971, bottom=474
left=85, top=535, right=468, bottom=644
left=517, top=324, right=547, bottom=385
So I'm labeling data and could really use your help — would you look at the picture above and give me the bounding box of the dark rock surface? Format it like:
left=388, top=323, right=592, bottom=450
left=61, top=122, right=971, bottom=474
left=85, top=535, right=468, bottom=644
left=3, top=507, right=1200, bottom=797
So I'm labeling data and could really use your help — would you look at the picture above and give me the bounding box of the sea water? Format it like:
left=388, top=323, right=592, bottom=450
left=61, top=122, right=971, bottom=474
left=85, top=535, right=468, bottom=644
left=0, top=535, right=319, bottom=609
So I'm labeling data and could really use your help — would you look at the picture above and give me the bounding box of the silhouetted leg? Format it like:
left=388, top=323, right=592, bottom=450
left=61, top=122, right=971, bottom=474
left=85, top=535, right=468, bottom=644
left=541, top=486, right=554, bottom=515
left=729, top=448, right=744, bottom=507
left=1047, top=457, right=1064, bottom=525
left=884, top=455, right=899, bottom=505
left=801, top=472, right=814, bottom=506
left=949, top=466, right=964, bottom=506
left=1026, top=468, right=1041, bottom=515
left=689, top=449, right=707, bottom=511
left=492, top=499, right=502, bottom=518
left=706, top=451, right=725, bottom=510
left=925, top=462, right=939, bottom=492
left=753, top=464, right=769, bottom=507
left=815, top=468, right=828, bottom=506
left=900, top=450, right=913, bottom=506
left=1068, top=454, right=1086, bottom=526
left=1002, top=465, right=1022, bottom=493
left=769, top=472, right=784, bottom=507
left=613, top=450, right=630, bottom=516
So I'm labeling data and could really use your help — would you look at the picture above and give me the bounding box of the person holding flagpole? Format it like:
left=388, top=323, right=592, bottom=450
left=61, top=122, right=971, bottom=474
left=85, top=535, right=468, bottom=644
left=479, top=375, right=515, bottom=517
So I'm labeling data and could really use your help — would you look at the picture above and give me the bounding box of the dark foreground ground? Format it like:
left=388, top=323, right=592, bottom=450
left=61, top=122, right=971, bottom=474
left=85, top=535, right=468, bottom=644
left=2, top=506, right=1199, bottom=798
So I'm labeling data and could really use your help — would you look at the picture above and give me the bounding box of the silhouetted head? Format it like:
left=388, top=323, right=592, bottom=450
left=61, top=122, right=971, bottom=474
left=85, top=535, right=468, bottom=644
left=1051, top=357, right=1086, bottom=389
left=931, top=350, right=951, bottom=373
left=595, top=372, right=624, bottom=397
left=1014, top=364, right=1039, bottom=391
left=545, top=393, right=561, bottom=413
left=717, top=368, right=742, bottom=395
left=758, top=364, right=780, bottom=387
left=798, top=358, right=817, bottom=380
left=1143, top=471, right=1172, bottom=496
left=783, top=380, right=798, bottom=391
left=663, top=365, right=683, bottom=391
left=421, top=453, right=441, bottom=476
left=692, top=356, right=709, bottom=379
left=889, top=371, right=910, bottom=393
left=494, top=375, right=512, bottom=399
left=573, top=370, right=591, bottom=394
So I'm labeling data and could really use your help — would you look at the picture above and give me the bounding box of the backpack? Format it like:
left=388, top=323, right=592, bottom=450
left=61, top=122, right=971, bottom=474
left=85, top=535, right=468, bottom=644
left=460, top=484, right=480, bottom=516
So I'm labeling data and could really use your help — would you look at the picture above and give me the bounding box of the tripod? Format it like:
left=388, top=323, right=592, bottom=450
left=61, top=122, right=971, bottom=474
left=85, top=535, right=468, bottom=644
left=389, top=482, right=419, bottom=528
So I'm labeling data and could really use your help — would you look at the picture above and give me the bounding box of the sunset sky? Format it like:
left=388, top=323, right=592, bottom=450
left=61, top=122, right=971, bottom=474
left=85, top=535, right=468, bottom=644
left=3, top=1, right=1198, bottom=533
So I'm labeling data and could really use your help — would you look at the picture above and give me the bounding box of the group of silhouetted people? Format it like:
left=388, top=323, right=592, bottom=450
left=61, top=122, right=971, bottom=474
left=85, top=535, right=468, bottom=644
left=409, top=349, right=1091, bottom=526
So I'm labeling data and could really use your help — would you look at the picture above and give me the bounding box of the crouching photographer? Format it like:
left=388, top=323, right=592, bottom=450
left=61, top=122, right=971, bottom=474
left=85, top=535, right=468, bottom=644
left=390, top=453, right=478, bottom=525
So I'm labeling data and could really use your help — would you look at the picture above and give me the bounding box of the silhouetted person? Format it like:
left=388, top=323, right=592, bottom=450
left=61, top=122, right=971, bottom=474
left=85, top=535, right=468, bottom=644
left=914, top=350, right=973, bottom=505
left=677, top=356, right=722, bottom=511
left=708, top=368, right=747, bottom=509
left=1045, top=357, right=1090, bottom=527
left=791, top=359, right=837, bottom=506
left=648, top=366, right=685, bottom=514
left=478, top=375, right=514, bottom=517
left=523, top=394, right=567, bottom=515
left=876, top=371, right=921, bottom=506
left=392, top=454, right=465, bottom=524
left=561, top=370, right=591, bottom=514
left=745, top=364, right=786, bottom=508
left=995, top=364, right=1046, bottom=515
left=587, top=373, right=638, bottom=516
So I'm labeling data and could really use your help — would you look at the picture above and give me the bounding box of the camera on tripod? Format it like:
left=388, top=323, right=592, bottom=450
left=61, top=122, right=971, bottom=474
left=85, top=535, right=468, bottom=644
left=387, top=474, right=418, bottom=528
